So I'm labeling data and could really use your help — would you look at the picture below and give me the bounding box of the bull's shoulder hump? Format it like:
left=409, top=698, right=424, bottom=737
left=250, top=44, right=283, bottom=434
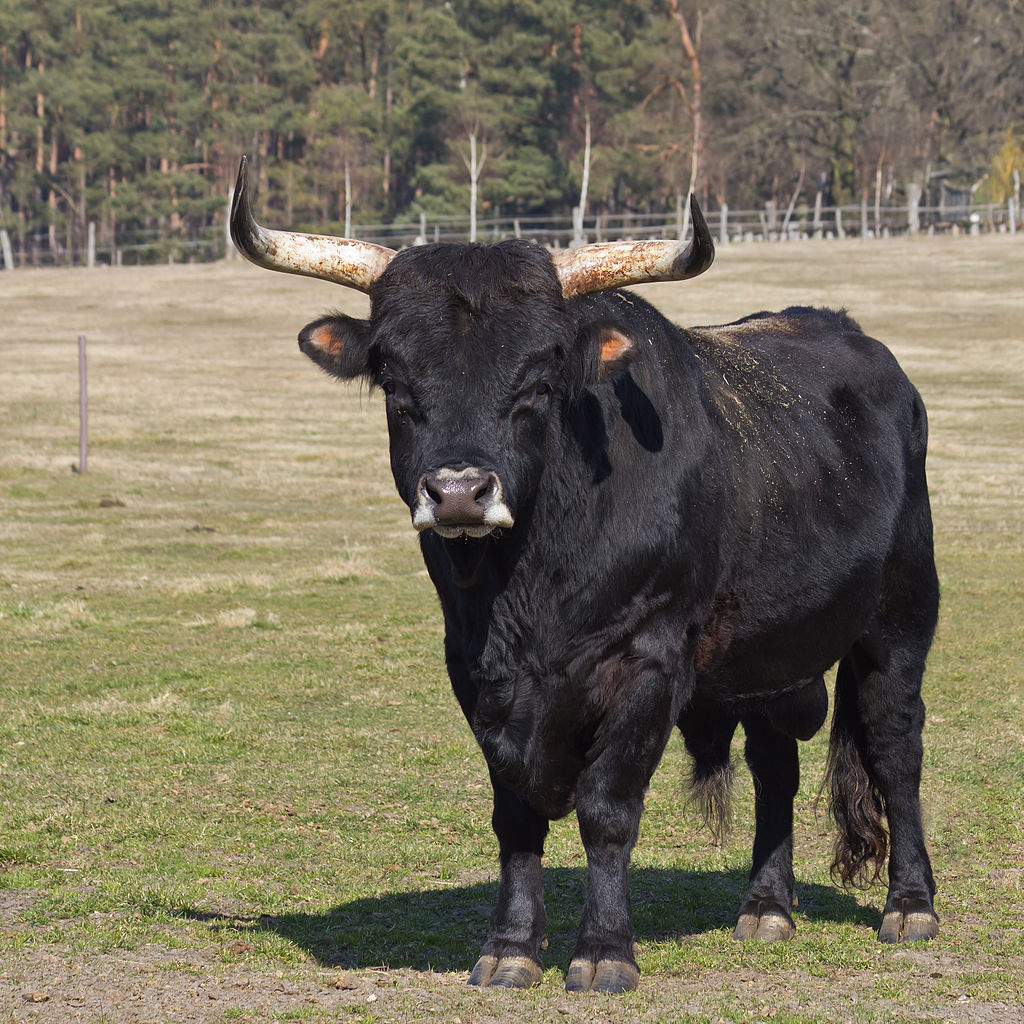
left=691, top=306, right=864, bottom=347
left=687, top=305, right=903, bottom=376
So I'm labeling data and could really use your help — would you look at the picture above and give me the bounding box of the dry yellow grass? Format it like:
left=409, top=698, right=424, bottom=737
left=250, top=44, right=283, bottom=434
left=4, top=237, right=1021, bottom=554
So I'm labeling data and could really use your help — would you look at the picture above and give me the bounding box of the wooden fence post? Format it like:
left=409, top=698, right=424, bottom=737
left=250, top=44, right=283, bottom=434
left=77, top=335, right=88, bottom=473
left=0, top=229, right=13, bottom=270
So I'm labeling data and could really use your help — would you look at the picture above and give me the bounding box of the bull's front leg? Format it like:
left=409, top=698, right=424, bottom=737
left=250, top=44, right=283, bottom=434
left=566, top=667, right=680, bottom=993
left=468, top=770, right=549, bottom=988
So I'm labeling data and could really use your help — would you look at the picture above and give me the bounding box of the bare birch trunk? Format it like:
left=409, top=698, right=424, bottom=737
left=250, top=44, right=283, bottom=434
left=576, top=109, right=591, bottom=245
left=469, top=132, right=478, bottom=243
left=344, top=159, right=352, bottom=238
left=781, top=160, right=806, bottom=237
left=874, top=166, right=883, bottom=236
left=463, top=129, right=486, bottom=243
left=667, top=1, right=702, bottom=239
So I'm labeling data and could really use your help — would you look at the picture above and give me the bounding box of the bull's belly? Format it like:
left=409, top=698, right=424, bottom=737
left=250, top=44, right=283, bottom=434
left=694, top=569, right=881, bottom=701
left=693, top=634, right=842, bottom=702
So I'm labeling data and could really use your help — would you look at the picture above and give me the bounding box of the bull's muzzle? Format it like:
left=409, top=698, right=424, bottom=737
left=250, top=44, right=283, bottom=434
left=412, top=468, right=514, bottom=539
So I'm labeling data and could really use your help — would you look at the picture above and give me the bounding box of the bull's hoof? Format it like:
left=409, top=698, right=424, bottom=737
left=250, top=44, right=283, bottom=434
left=734, top=899, right=796, bottom=942
left=467, top=953, right=543, bottom=988
left=878, top=898, right=939, bottom=943
left=565, top=957, right=640, bottom=993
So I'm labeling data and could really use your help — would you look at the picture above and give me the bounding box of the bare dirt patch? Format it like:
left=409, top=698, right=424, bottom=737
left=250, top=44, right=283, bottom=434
left=2, top=945, right=1021, bottom=1024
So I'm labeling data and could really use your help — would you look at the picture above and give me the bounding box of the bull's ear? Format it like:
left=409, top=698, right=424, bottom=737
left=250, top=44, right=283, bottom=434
left=298, top=314, right=371, bottom=380
left=594, top=324, right=636, bottom=378
left=571, top=322, right=638, bottom=386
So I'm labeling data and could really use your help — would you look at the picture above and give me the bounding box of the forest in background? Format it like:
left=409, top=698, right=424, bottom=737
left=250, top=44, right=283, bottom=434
left=1, top=0, right=1022, bottom=263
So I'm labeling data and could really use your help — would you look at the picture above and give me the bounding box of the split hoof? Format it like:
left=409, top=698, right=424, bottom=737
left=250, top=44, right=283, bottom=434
left=565, top=957, right=640, bottom=993
left=467, top=953, right=543, bottom=988
left=878, top=898, right=939, bottom=943
left=734, top=900, right=796, bottom=942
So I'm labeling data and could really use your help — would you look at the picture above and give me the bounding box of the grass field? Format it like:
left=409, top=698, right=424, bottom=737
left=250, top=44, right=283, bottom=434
left=1, top=234, right=1022, bottom=1023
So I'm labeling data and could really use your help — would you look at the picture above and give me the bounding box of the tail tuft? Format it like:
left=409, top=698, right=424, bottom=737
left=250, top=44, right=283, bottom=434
left=689, top=759, right=734, bottom=847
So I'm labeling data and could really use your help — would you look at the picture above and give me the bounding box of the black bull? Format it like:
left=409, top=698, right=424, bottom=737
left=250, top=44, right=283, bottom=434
left=230, top=158, right=939, bottom=992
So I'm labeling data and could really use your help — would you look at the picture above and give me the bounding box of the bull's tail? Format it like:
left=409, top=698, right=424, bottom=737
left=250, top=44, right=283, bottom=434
left=689, top=756, right=734, bottom=847
left=681, top=709, right=738, bottom=846
left=823, top=657, right=888, bottom=888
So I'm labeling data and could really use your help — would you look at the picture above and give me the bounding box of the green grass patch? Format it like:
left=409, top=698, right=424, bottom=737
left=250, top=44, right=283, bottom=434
left=1, top=242, right=1022, bottom=1021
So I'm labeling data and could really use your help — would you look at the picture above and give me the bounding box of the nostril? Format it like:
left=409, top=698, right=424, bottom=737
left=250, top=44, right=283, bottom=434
left=473, top=475, right=498, bottom=505
left=424, top=480, right=444, bottom=506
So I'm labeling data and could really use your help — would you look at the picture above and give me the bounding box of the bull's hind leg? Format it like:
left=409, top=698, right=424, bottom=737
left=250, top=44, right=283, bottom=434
left=827, top=506, right=940, bottom=943
left=468, top=773, right=549, bottom=988
left=830, top=640, right=939, bottom=943
left=680, top=701, right=798, bottom=939
left=733, top=714, right=801, bottom=941
left=680, top=685, right=825, bottom=942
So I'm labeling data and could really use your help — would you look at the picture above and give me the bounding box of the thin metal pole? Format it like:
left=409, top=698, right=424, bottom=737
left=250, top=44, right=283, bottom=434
left=78, top=335, right=88, bottom=473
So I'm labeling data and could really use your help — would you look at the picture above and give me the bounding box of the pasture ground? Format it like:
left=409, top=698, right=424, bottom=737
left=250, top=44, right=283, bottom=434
left=1, top=235, right=1022, bottom=1023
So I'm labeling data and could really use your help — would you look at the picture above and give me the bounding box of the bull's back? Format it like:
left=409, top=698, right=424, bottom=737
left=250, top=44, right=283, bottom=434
left=686, top=306, right=923, bottom=530
left=683, top=307, right=930, bottom=697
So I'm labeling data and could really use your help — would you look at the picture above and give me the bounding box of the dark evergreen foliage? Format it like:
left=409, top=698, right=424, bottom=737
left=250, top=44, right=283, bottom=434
left=1, top=0, right=1019, bottom=260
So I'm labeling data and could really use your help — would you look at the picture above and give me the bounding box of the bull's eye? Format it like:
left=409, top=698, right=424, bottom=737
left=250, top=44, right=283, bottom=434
left=382, top=379, right=396, bottom=396
left=535, top=381, right=551, bottom=397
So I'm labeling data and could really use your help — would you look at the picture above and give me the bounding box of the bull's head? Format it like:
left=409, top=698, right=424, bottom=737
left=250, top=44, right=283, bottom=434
left=230, top=157, right=713, bottom=541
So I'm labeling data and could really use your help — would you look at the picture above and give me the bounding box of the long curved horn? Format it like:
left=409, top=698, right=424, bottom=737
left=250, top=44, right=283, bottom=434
left=229, top=156, right=395, bottom=293
left=551, top=193, right=715, bottom=299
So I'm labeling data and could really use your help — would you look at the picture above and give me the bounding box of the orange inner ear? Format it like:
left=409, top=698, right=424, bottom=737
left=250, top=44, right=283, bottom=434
left=599, top=328, right=633, bottom=364
left=308, top=324, right=344, bottom=356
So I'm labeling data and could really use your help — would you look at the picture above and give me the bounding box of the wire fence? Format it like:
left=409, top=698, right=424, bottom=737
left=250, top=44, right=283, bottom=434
left=1, top=197, right=1019, bottom=269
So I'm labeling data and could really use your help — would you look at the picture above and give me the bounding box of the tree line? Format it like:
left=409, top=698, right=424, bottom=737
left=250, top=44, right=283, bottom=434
left=2, top=0, right=1021, bottom=263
